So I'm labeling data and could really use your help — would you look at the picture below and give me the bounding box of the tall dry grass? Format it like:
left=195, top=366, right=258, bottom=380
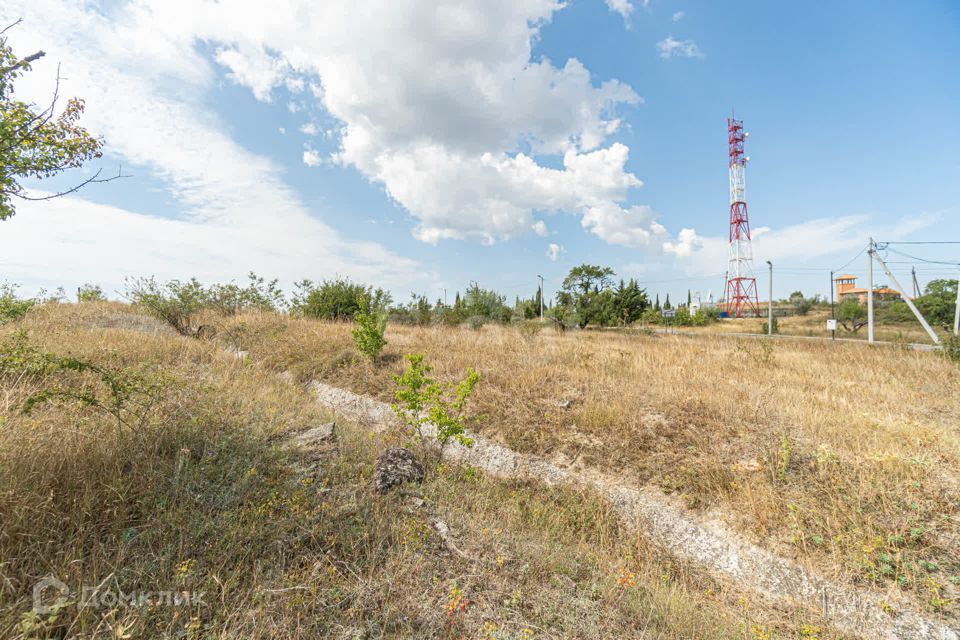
left=0, top=302, right=787, bottom=638
left=227, top=312, right=960, bottom=618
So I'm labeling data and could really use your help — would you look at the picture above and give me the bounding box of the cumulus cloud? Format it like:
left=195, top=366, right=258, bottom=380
left=532, top=220, right=549, bottom=236
left=671, top=11, right=685, bottom=22
left=0, top=0, right=422, bottom=292
left=546, top=243, right=565, bottom=261
left=662, top=227, right=702, bottom=256
left=0, top=0, right=692, bottom=292
left=657, top=36, right=703, bottom=59
left=106, top=0, right=645, bottom=245
left=580, top=202, right=667, bottom=248
left=302, top=148, right=322, bottom=167
left=300, top=122, right=319, bottom=136
left=605, top=0, right=634, bottom=20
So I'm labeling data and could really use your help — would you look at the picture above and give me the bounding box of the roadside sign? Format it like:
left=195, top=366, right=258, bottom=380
left=826, top=319, right=837, bottom=331
left=661, top=309, right=676, bottom=318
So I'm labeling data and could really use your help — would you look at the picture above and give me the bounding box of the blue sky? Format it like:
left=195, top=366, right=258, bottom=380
left=3, top=0, right=958, bottom=304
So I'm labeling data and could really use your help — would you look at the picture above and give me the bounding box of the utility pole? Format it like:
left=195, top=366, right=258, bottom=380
left=954, top=274, right=960, bottom=336
left=872, top=250, right=940, bottom=345
left=443, top=288, right=447, bottom=306
left=537, top=274, right=544, bottom=321
left=911, top=267, right=920, bottom=299
left=867, top=237, right=875, bottom=344
left=766, top=260, right=773, bottom=335
left=829, top=270, right=835, bottom=341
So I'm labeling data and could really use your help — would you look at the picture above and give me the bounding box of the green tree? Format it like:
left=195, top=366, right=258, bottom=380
left=612, top=278, right=649, bottom=325
left=1, top=24, right=115, bottom=220
left=557, top=264, right=615, bottom=328
left=837, top=300, right=867, bottom=333
left=663, top=294, right=671, bottom=310
left=915, top=279, right=958, bottom=326
left=789, top=290, right=813, bottom=316
left=654, top=293, right=660, bottom=312
left=293, top=278, right=390, bottom=321
left=464, top=282, right=510, bottom=322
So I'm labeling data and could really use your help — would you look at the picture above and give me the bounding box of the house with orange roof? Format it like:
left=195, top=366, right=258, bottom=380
left=833, top=274, right=901, bottom=304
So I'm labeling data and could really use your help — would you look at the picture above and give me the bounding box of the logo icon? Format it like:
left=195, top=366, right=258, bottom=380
left=33, top=576, right=70, bottom=614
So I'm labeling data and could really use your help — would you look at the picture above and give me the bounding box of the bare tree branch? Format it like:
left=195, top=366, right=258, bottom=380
left=1, top=19, right=23, bottom=36
left=12, top=165, right=131, bottom=202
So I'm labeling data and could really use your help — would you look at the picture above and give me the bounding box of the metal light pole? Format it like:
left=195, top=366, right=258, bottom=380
left=766, top=260, right=773, bottom=335
left=537, top=274, right=544, bottom=321
left=867, top=238, right=875, bottom=343
left=954, top=274, right=960, bottom=336
left=829, top=270, right=835, bottom=341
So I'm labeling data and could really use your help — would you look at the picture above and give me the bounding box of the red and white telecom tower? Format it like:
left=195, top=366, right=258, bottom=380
left=724, top=117, right=760, bottom=317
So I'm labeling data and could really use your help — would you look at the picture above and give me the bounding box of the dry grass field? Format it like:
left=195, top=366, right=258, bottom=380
left=227, top=311, right=960, bottom=622
left=683, top=307, right=945, bottom=345
left=1, top=302, right=815, bottom=639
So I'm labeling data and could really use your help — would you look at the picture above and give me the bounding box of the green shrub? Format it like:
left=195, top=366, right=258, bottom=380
left=943, top=335, right=960, bottom=363
left=206, top=272, right=286, bottom=315
left=293, top=278, right=390, bottom=321
left=0, top=284, right=34, bottom=324
left=77, top=283, right=105, bottom=303
left=759, top=316, right=779, bottom=334
left=392, top=353, right=479, bottom=451
left=352, top=295, right=387, bottom=359
left=125, top=277, right=209, bottom=337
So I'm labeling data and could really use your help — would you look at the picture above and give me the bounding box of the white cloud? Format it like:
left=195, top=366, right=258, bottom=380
left=671, top=11, right=685, bottom=22
left=300, top=122, right=319, bottom=136
left=546, top=243, right=565, bottom=261
left=580, top=202, right=667, bottom=248
left=111, top=0, right=645, bottom=245
left=215, top=44, right=290, bottom=102
left=667, top=214, right=939, bottom=276
left=605, top=0, right=634, bottom=20
left=0, top=0, right=422, bottom=292
left=1, top=0, right=685, bottom=283
left=662, top=227, right=701, bottom=256
left=657, top=36, right=703, bottom=59
left=302, top=148, right=322, bottom=167
left=532, top=220, right=548, bottom=236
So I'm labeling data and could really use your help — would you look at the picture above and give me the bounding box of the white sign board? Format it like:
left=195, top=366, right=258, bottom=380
left=826, top=319, right=837, bottom=331
left=661, top=309, right=676, bottom=318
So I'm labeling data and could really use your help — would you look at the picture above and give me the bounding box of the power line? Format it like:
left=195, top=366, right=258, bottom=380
left=883, top=246, right=960, bottom=267
left=880, top=241, right=960, bottom=245
left=832, top=247, right=866, bottom=273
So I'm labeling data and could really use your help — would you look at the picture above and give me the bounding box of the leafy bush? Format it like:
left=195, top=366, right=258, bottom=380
left=125, top=277, right=209, bottom=337
left=837, top=300, right=867, bottom=333
left=943, top=335, right=960, bottom=363
left=915, top=279, right=958, bottom=327
left=77, top=283, right=105, bottom=303
left=789, top=291, right=814, bottom=316
left=352, top=295, right=387, bottom=359
left=0, top=284, right=34, bottom=324
left=206, top=272, right=285, bottom=315
left=293, top=278, right=390, bottom=321
left=392, top=353, right=479, bottom=451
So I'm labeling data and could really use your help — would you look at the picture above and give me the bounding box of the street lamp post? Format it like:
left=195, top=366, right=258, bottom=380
left=766, top=260, right=773, bottom=336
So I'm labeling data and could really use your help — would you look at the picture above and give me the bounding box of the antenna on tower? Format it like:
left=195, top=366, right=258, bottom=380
left=724, top=116, right=760, bottom=318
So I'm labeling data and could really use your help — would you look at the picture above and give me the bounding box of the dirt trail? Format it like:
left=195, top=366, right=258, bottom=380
left=309, top=380, right=958, bottom=640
